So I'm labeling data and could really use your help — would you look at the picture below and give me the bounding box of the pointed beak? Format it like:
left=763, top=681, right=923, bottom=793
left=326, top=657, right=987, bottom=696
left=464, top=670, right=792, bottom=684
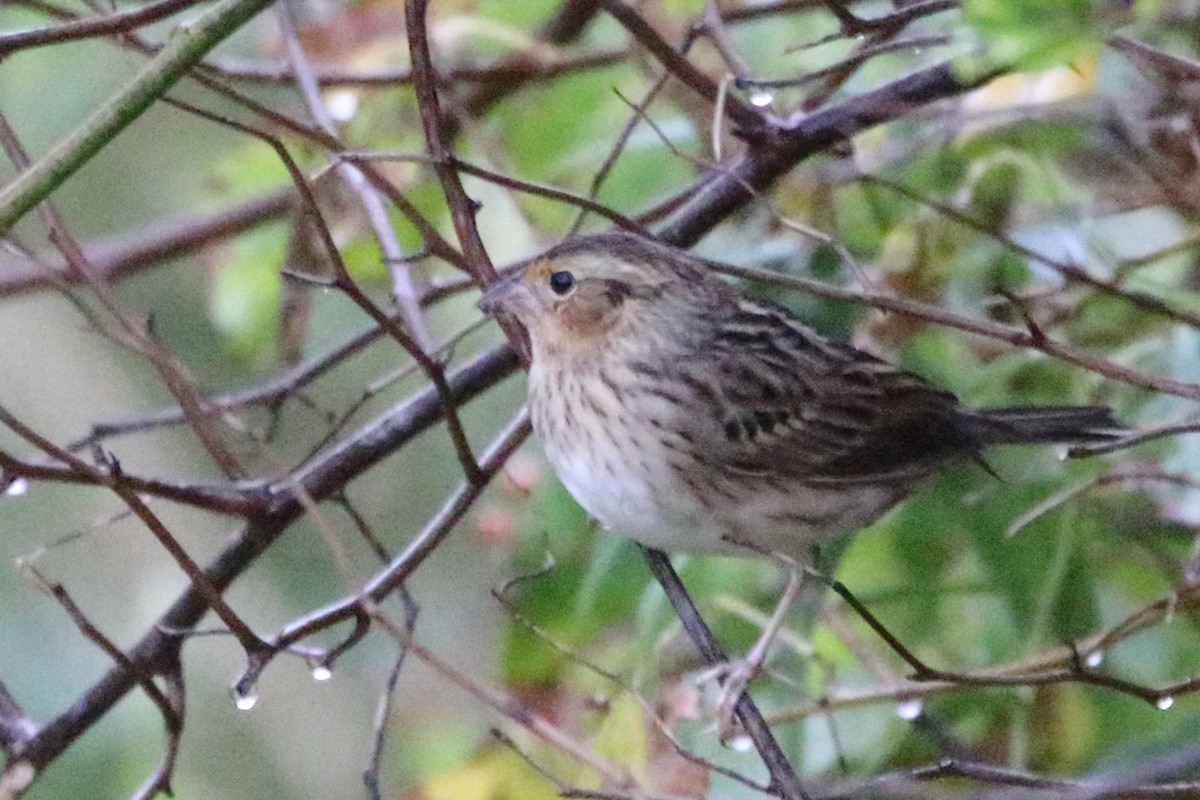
left=477, top=273, right=534, bottom=317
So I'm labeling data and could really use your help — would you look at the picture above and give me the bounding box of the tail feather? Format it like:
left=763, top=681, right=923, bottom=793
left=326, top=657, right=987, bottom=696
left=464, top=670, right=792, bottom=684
left=963, top=406, right=1126, bottom=446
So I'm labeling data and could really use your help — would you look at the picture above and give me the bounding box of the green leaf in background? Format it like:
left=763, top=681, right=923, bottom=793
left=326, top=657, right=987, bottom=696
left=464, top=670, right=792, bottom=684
left=900, top=147, right=971, bottom=198
left=501, top=479, right=603, bottom=685
left=340, top=229, right=392, bottom=284
left=967, top=160, right=1022, bottom=227
left=589, top=693, right=648, bottom=774
left=208, top=140, right=293, bottom=199
left=423, top=745, right=560, bottom=800
left=209, top=223, right=284, bottom=363
left=574, top=534, right=652, bottom=631
left=663, top=0, right=704, bottom=16
left=968, top=479, right=1101, bottom=646
left=477, top=0, right=561, bottom=29
left=491, top=68, right=631, bottom=185
left=959, top=121, right=1086, bottom=168
left=964, top=0, right=1104, bottom=70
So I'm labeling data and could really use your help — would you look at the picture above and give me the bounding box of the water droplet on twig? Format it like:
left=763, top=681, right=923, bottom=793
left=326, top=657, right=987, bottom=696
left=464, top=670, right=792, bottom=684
left=749, top=90, right=774, bottom=108
left=233, top=689, right=259, bottom=711
left=897, top=698, right=923, bottom=720
left=728, top=734, right=754, bottom=752
left=1156, top=696, right=1174, bottom=711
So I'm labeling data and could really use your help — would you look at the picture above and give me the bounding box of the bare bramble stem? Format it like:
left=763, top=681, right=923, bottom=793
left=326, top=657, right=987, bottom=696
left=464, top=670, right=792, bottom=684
left=363, top=589, right=417, bottom=800
left=597, top=0, right=764, bottom=135
left=19, top=565, right=185, bottom=796
left=372, top=610, right=648, bottom=794
left=0, top=0, right=204, bottom=55
left=0, top=405, right=267, bottom=656
left=819, top=571, right=1200, bottom=708
left=0, top=190, right=294, bottom=297
left=640, top=546, right=811, bottom=800
left=404, top=0, right=530, bottom=364
left=0, top=680, right=36, bottom=758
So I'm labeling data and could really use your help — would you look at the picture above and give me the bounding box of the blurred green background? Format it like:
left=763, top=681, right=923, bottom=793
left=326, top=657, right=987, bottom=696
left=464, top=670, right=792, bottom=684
left=2, top=0, right=1200, bottom=798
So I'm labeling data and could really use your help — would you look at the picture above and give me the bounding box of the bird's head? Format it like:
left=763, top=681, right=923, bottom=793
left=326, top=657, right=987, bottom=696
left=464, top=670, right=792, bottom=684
left=477, top=233, right=716, bottom=356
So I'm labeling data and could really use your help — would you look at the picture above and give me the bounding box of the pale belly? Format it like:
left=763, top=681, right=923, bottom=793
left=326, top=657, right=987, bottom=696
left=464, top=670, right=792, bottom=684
left=550, top=442, right=736, bottom=552
left=529, top=357, right=907, bottom=558
left=544, top=428, right=903, bottom=557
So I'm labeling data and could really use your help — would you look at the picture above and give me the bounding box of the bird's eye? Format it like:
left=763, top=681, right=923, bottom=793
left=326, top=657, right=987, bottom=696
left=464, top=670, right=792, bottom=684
left=548, top=270, right=575, bottom=296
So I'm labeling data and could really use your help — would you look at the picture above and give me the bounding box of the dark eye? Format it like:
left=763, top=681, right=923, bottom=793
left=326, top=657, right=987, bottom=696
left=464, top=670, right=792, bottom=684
left=548, top=270, right=575, bottom=296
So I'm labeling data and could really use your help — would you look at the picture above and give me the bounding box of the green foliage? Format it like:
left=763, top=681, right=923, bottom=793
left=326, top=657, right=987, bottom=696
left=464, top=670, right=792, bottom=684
left=6, top=0, right=1200, bottom=797
left=589, top=693, right=647, bottom=774
left=500, top=481, right=652, bottom=685
left=477, top=0, right=562, bottom=31
left=209, top=224, right=284, bottom=363
left=964, top=0, right=1104, bottom=70
left=422, top=745, right=560, bottom=800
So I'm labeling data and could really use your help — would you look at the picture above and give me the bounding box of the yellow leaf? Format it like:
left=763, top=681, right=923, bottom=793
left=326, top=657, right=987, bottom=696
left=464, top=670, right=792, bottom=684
left=590, top=693, right=647, bottom=774
left=423, top=747, right=559, bottom=800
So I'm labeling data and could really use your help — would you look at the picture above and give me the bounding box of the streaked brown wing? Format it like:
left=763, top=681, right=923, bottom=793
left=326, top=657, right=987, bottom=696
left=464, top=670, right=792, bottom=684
left=673, top=298, right=975, bottom=484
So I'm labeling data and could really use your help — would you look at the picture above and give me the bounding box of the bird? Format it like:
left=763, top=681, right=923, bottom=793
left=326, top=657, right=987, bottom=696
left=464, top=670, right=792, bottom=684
left=477, top=231, right=1123, bottom=561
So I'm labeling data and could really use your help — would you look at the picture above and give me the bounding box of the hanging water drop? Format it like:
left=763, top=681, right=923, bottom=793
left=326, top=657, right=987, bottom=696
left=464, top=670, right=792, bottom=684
left=1156, top=696, right=1174, bottom=711
left=233, top=689, right=259, bottom=711
left=727, top=734, right=754, bottom=752
left=4, top=478, right=28, bottom=497
left=896, top=698, right=923, bottom=720
left=311, top=665, right=333, bottom=683
left=325, top=90, right=359, bottom=122
left=749, top=90, right=774, bottom=108
left=1085, top=650, right=1103, bottom=668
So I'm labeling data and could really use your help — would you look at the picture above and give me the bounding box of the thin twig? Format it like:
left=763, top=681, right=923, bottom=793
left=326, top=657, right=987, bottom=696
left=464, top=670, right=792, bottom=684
left=163, top=97, right=487, bottom=486
left=0, top=679, right=36, bottom=758
left=233, top=408, right=531, bottom=691
left=0, top=406, right=268, bottom=657
left=274, top=0, right=433, bottom=351
left=404, top=0, right=529, bottom=362
left=342, top=151, right=649, bottom=235
left=21, top=565, right=184, bottom=796
left=363, top=590, right=417, bottom=800
left=597, top=0, right=764, bottom=135
left=817, top=570, right=1197, bottom=709
left=640, top=546, right=811, bottom=800
left=0, top=0, right=206, bottom=55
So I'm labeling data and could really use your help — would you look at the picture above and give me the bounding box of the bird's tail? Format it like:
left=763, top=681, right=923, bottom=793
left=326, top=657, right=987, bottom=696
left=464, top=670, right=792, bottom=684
left=963, top=406, right=1126, bottom=446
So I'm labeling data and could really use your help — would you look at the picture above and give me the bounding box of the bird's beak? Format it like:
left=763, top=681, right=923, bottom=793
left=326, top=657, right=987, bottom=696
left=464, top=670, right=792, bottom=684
left=477, top=273, right=534, bottom=317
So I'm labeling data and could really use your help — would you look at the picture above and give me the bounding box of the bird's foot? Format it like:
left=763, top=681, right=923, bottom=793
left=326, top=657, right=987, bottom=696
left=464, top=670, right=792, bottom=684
left=701, top=560, right=806, bottom=742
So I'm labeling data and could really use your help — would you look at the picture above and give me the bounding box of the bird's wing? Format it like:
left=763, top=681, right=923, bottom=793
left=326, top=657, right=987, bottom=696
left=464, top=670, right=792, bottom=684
left=671, top=297, right=974, bottom=484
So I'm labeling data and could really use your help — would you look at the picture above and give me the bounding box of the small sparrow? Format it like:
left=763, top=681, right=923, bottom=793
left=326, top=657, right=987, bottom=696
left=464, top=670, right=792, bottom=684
left=478, top=232, right=1121, bottom=560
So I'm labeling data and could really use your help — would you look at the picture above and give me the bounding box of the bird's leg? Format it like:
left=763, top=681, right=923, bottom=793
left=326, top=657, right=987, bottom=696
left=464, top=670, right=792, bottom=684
left=708, top=555, right=805, bottom=742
